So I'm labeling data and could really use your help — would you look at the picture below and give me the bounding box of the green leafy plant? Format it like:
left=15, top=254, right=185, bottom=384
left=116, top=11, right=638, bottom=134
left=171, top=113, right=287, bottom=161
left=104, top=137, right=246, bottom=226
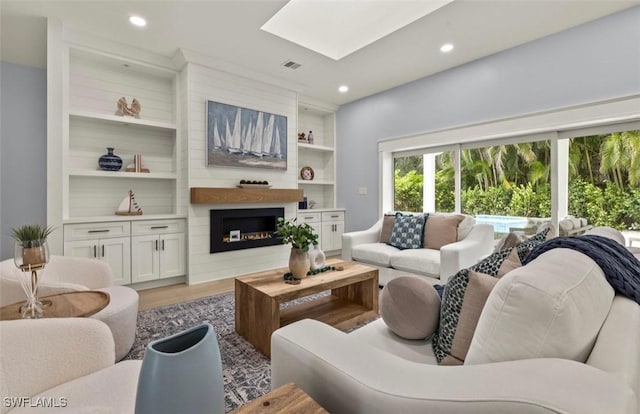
left=275, top=217, right=318, bottom=252
left=11, top=224, right=54, bottom=248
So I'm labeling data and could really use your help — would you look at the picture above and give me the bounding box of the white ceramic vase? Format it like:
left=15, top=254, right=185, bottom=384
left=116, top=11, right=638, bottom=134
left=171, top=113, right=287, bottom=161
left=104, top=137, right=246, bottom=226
left=308, top=244, right=326, bottom=271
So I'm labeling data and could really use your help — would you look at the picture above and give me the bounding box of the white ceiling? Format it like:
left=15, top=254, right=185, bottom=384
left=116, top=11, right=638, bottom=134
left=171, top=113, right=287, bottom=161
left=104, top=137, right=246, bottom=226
left=1, top=0, right=638, bottom=106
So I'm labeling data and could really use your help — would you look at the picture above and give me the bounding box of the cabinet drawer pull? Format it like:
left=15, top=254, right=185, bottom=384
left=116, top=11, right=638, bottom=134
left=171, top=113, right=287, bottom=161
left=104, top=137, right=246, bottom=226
left=330, top=215, right=339, bottom=218
left=93, top=245, right=97, bottom=258
left=162, top=240, right=165, bottom=250
left=88, top=229, right=110, bottom=233
left=150, top=226, right=169, bottom=230
left=155, top=240, right=159, bottom=251
left=101, top=245, right=105, bottom=257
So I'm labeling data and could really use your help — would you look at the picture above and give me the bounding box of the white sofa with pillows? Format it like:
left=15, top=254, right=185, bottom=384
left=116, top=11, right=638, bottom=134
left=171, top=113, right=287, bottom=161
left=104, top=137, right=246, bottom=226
left=272, top=228, right=640, bottom=413
left=342, top=212, right=495, bottom=282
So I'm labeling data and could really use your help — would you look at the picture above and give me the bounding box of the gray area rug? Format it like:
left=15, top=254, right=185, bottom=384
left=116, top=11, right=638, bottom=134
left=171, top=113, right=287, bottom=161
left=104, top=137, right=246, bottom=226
left=123, top=292, right=271, bottom=413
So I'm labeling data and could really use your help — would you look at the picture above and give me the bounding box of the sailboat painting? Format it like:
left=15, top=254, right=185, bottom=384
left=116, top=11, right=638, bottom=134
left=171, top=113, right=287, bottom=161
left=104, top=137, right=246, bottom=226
left=206, top=100, right=287, bottom=170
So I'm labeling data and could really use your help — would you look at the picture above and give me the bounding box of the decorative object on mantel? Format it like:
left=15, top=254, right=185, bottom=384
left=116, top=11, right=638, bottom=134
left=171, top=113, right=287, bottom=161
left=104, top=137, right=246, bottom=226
left=297, top=132, right=307, bottom=142
left=98, top=147, right=123, bottom=171
left=275, top=217, right=319, bottom=280
left=115, top=96, right=141, bottom=118
left=300, top=166, right=314, bottom=180
left=115, top=189, right=143, bottom=216
left=125, top=154, right=150, bottom=173
left=307, top=130, right=314, bottom=144
left=11, top=224, right=54, bottom=318
left=206, top=100, right=287, bottom=171
left=237, top=179, right=271, bottom=188
left=308, top=200, right=317, bottom=209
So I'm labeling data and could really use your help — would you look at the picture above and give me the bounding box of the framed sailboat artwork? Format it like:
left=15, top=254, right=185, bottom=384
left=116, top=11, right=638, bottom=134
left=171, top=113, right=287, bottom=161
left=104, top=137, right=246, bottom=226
left=206, top=100, right=287, bottom=170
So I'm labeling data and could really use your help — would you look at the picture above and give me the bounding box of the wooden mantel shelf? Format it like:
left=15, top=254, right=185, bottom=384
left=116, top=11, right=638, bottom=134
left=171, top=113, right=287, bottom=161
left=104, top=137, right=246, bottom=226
left=190, top=187, right=304, bottom=204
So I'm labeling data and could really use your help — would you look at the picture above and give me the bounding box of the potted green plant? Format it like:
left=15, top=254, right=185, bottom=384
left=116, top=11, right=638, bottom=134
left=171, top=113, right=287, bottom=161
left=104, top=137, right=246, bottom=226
left=275, top=217, right=319, bottom=279
left=11, top=224, right=54, bottom=268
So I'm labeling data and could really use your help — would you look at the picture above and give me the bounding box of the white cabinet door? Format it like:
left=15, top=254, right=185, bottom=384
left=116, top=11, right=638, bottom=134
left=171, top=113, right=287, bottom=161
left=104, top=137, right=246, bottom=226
left=64, top=239, right=98, bottom=259
left=131, top=235, right=160, bottom=283
left=321, top=221, right=344, bottom=252
left=310, top=223, right=322, bottom=249
left=101, top=237, right=131, bottom=285
left=64, top=237, right=131, bottom=285
left=160, top=233, right=185, bottom=279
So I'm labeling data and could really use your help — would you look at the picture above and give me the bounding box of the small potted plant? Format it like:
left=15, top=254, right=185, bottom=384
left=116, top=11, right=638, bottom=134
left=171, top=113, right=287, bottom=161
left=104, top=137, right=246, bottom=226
left=11, top=224, right=54, bottom=268
left=275, top=217, right=318, bottom=279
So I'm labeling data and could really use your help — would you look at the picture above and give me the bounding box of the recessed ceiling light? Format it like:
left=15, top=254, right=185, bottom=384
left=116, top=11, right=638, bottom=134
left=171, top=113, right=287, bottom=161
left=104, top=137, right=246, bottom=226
left=129, top=16, right=147, bottom=27
left=440, top=43, right=454, bottom=53
left=338, top=85, right=349, bottom=93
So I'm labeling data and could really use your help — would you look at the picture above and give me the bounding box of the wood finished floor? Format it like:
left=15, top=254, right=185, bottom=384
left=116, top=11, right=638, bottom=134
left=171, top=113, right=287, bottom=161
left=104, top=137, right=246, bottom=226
left=137, top=278, right=235, bottom=310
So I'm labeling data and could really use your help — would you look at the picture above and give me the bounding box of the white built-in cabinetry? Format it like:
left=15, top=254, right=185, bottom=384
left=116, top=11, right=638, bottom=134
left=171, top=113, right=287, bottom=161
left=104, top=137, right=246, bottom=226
left=297, top=100, right=344, bottom=252
left=296, top=210, right=345, bottom=253
left=59, top=46, right=185, bottom=288
left=131, top=220, right=186, bottom=283
left=63, top=221, right=132, bottom=285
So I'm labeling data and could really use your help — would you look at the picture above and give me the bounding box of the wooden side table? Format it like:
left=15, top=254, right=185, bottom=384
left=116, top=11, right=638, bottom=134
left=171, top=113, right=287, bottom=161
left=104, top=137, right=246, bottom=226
left=232, top=383, right=328, bottom=414
left=0, top=291, right=110, bottom=321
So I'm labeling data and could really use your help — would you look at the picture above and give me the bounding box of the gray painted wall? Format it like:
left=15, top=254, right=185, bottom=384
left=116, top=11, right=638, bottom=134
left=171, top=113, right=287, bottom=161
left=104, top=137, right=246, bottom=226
left=0, top=61, right=48, bottom=260
left=337, top=6, right=640, bottom=232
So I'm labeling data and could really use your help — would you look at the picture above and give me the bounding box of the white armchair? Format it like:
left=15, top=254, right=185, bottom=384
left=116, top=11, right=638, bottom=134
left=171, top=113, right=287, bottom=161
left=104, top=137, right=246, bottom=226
left=0, top=256, right=139, bottom=361
left=0, top=318, right=141, bottom=414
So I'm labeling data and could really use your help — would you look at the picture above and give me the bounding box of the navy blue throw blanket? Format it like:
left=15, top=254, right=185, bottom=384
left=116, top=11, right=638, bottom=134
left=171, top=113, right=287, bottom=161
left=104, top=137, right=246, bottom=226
left=523, top=235, right=640, bottom=305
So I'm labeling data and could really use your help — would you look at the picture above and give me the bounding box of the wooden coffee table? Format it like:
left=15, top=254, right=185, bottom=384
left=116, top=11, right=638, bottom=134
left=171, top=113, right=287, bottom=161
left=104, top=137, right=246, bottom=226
left=235, top=259, right=378, bottom=356
left=232, top=383, right=328, bottom=413
left=0, top=291, right=110, bottom=321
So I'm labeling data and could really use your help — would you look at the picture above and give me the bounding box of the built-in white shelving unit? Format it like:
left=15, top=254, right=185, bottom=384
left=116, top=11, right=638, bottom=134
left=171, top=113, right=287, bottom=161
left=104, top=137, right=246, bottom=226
left=64, top=47, right=180, bottom=220
left=55, top=44, right=186, bottom=288
left=297, top=100, right=338, bottom=210
left=297, top=99, right=344, bottom=252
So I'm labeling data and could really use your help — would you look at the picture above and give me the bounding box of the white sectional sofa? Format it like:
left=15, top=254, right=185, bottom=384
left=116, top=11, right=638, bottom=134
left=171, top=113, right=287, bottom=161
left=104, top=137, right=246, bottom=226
left=342, top=213, right=495, bottom=282
left=272, top=247, right=640, bottom=413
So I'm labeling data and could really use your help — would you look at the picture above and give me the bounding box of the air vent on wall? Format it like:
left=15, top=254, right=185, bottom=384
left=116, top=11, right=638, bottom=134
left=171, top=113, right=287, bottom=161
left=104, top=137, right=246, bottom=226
left=282, top=60, right=302, bottom=70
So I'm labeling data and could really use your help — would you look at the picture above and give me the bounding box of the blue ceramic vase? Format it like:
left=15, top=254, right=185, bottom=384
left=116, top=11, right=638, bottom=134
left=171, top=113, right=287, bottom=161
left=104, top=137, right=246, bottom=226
left=98, top=147, right=122, bottom=171
left=135, top=323, right=224, bottom=414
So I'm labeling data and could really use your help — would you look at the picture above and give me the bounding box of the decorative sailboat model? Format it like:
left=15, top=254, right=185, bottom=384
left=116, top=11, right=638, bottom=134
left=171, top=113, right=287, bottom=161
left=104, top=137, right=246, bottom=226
left=115, top=189, right=143, bottom=216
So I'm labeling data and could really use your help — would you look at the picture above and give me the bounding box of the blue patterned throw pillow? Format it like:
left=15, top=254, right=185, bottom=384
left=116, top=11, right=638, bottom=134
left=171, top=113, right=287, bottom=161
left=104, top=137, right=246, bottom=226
left=387, top=214, right=426, bottom=250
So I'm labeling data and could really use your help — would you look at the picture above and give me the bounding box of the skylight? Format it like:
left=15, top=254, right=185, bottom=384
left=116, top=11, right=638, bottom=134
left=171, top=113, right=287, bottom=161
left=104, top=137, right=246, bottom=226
left=261, top=0, right=454, bottom=60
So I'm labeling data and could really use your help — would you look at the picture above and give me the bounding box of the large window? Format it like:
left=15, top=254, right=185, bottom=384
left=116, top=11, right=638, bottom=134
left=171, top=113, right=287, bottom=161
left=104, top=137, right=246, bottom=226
left=393, top=150, right=455, bottom=213
left=381, top=97, right=640, bottom=242
left=461, top=140, right=551, bottom=238
left=566, top=130, right=640, bottom=231
left=393, top=155, right=422, bottom=212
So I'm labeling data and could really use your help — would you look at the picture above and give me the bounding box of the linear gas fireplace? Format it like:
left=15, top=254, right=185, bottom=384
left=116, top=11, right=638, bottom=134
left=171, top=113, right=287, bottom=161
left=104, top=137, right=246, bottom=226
left=210, top=208, right=284, bottom=253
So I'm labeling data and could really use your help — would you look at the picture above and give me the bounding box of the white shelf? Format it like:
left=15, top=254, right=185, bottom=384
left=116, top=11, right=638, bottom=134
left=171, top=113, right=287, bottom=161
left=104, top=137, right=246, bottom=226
left=297, top=142, right=334, bottom=152
left=69, top=109, right=177, bottom=131
left=69, top=170, right=177, bottom=179
left=298, top=179, right=334, bottom=185
left=63, top=214, right=186, bottom=224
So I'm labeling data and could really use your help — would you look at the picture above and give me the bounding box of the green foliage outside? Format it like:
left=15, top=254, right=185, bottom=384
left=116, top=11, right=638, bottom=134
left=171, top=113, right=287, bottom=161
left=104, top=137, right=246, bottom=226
left=394, top=131, right=640, bottom=230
